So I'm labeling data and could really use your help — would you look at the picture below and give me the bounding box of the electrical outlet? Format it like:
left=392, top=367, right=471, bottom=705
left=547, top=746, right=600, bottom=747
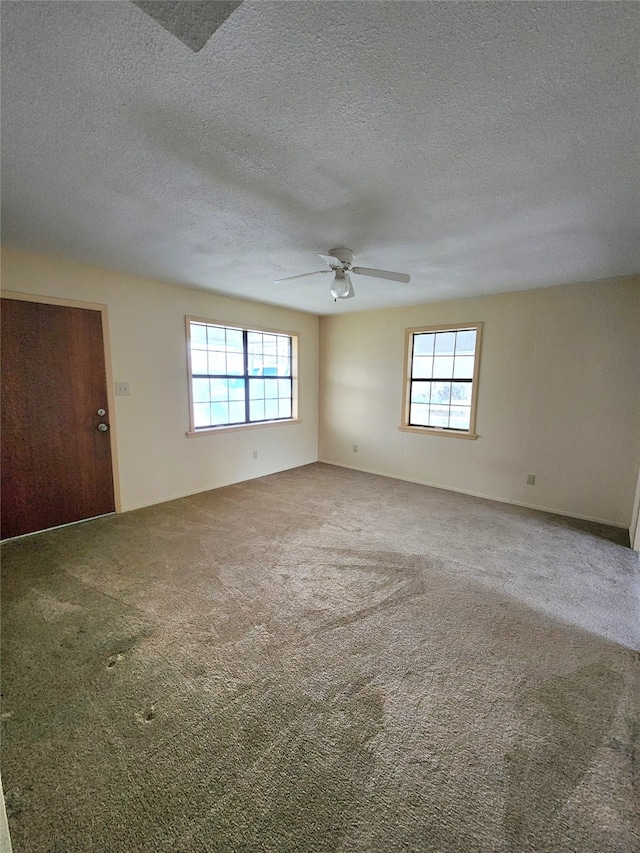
left=526, top=474, right=535, bottom=485
left=352, top=444, right=358, bottom=452
left=252, top=450, right=258, bottom=460
left=115, top=382, right=130, bottom=396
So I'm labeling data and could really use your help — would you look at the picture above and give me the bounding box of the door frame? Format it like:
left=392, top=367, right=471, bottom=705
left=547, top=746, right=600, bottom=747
left=2, top=290, right=122, bottom=514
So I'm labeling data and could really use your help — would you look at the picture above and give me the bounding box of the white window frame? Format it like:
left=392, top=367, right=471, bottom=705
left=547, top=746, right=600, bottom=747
left=399, top=322, right=483, bottom=440
left=186, top=316, right=300, bottom=436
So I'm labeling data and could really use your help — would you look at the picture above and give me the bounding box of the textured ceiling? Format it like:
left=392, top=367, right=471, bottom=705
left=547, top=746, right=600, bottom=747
left=133, top=2, right=243, bottom=53
left=2, top=1, right=639, bottom=315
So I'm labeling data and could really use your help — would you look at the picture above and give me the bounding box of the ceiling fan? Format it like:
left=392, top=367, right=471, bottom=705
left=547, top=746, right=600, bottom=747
left=274, top=248, right=410, bottom=301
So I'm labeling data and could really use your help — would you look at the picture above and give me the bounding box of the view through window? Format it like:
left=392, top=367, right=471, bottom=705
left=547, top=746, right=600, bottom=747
left=405, top=324, right=482, bottom=435
left=188, top=320, right=296, bottom=430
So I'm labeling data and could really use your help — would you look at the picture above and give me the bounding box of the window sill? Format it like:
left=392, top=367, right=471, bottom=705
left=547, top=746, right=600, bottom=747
left=398, top=425, right=478, bottom=440
left=187, top=418, right=302, bottom=437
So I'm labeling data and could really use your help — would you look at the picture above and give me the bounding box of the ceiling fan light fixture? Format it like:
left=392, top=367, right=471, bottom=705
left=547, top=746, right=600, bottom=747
left=330, top=271, right=350, bottom=300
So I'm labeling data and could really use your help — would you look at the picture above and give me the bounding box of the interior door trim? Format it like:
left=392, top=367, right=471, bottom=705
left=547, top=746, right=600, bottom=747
left=2, top=290, right=122, bottom=514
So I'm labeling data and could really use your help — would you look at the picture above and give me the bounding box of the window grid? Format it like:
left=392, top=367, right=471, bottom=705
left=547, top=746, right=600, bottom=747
left=407, top=326, right=479, bottom=433
left=190, top=322, right=294, bottom=430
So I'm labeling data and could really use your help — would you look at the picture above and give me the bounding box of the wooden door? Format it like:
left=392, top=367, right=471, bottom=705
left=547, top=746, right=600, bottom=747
left=1, top=298, right=115, bottom=539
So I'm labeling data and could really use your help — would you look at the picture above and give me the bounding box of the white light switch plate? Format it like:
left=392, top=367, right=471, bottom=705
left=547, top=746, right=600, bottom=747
left=115, top=382, right=130, bottom=396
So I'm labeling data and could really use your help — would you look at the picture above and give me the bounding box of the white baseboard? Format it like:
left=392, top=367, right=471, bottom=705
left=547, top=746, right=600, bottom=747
left=317, top=458, right=628, bottom=531
left=123, top=460, right=316, bottom=513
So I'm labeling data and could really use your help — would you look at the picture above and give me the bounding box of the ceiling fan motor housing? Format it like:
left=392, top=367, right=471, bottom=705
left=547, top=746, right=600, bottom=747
left=328, top=247, right=354, bottom=268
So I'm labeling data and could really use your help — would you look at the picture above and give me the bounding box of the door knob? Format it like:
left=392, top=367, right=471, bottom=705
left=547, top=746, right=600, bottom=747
left=97, top=423, right=109, bottom=432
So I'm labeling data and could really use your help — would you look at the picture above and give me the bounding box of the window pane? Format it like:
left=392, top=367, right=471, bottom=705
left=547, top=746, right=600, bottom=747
left=264, top=399, right=279, bottom=420
left=433, top=356, right=454, bottom=378
left=226, top=329, right=243, bottom=352
left=250, top=399, right=265, bottom=421
left=410, top=381, right=431, bottom=404
left=278, top=378, right=291, bottom=398
left=192, top=378, right=210, bottom=403
left=431, top=382, right=451, bottom=404
left=412, top=356, right=433, bottom=379
left=264, top=379, right=278, bottom=399
left=228, top=401, right=245, bottom=423
left=193, top=403, right=211, bottom=428
left=211, top=402, right=229, bottom=425
left=277, top=336, right=290, bottom=358
left=226, top=353, right=244, bottom=375
left=435, top=332, right=456, bottom=355
left=277, top=358, right=290, bottom=376
left=455, top=329, right=476, bottom=356
left=207, top=325, right=226, bottom=349
left=249, top=379, right=264, bottom=400
left=453, top=356, right=474, bottom=379
left=262, top=334, right=277, bottom=355
left=247, top=331, right=262, bottom=352
left=410, top=403, right=430, bottom=425
left=208, top=351, right=226, bottom=374
left=190, top=323, right=207, bottom=347
left=250, top=354, right=278, bottom=376
left=449, top=406, right=471, bottom=430
left=429, top=405, right=449, bottom=427
left=228, top=378, right=245, bottom=401
left=451, top=382, right=472, bottom=404
left=413, top=333, right=434, bottom=356
left=210, top=379, right=228, bottom=402
left=191, top=350, right=208, bottom=374
left=279, top=398, right=292, bottom=419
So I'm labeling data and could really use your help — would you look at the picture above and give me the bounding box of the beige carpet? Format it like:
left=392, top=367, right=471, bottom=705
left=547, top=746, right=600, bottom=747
left=1, top=462, right=638, bottom=852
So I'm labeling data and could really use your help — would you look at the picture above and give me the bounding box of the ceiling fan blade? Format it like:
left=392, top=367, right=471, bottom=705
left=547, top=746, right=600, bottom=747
left=317, top=253, right=343, bottom=267
left=344, top=271, right=355, bottom=299
left=351, top=266, right=410, bottom=284
left=274, top=269, right=331, bottom=284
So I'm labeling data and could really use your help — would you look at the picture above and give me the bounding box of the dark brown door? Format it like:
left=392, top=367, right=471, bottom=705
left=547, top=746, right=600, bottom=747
left=1, top=298, right=115, bottom=539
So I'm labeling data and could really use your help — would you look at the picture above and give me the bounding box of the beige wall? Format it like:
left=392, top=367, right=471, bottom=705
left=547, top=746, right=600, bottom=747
left=319, top=277, right=640, bottom=528
left=3, top=247, right=639, bottom=530
left=1, top=248, right=319, bottom=513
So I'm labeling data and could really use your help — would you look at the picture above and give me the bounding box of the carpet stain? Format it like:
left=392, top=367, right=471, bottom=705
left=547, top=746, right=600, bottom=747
left=135, top=702, right=157, bottom=724
left=504, top=660, right=625, bottom=850
left=33, top=591, right=83, bottom=621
